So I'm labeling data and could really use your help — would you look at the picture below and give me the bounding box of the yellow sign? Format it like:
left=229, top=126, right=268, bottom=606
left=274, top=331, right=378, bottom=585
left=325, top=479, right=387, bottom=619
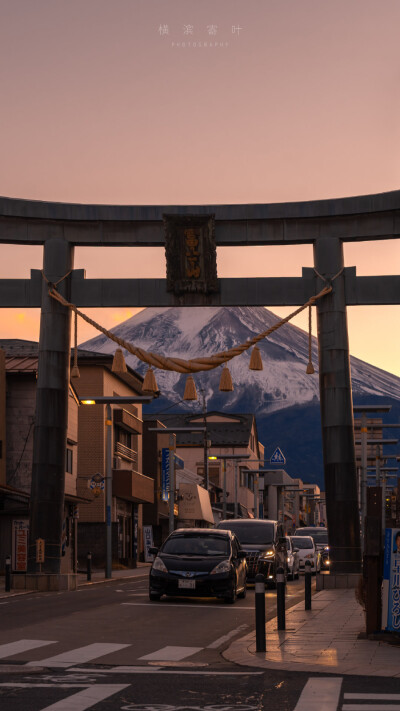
left=36, top=538, right=45, bottom=563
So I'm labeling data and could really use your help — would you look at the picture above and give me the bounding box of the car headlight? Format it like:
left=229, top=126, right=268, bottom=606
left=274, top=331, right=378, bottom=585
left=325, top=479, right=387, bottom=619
left=260, top=549, right=275, bottom=559
left=287, top=556, right=291, bottom=563
left=210, top=559, right=231, bottom=575
left=152, top=556, right=168, bottom=573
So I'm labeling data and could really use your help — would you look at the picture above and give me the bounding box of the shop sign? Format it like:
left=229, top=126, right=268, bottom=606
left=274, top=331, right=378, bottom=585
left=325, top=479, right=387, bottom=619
left=143, top=525, right=154, bottom=562
left=383, top=528, right=400, bottom=631
left=12, top=519, right=29, bottom=572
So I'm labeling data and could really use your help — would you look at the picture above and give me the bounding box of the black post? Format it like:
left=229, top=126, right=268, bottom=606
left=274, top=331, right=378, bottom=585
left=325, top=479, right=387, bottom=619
left=255, top=573, right=266, bottom=652
left=276, top=566, right=286, bottom=630
left=87, top=552, right=92, bottom=582
left=5, top=555, right=11, bottom=592
left=305, top=560, right=312, bottom=610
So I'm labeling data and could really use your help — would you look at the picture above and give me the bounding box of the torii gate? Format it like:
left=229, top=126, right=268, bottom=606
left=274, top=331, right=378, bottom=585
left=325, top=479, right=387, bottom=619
left=1, top=191, right=399, bottom=584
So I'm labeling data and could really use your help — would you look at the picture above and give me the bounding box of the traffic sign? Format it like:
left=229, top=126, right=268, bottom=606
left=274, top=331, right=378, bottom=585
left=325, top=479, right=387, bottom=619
left=270, top=447, right=286, bottom=465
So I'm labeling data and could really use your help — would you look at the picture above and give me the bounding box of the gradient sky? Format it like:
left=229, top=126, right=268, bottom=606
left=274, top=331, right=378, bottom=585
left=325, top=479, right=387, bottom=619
left=0, top=0, right=399, bottom=375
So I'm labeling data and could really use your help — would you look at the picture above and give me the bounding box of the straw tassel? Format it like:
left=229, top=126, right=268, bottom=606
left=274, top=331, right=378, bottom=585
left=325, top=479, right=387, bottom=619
left=183, top=375, right=197, bottom=400
left=142, top=366, right=158, bottom=393
left=219, top=365, right=234, bottom=392
left=249, top=345, right=263, bottom=371
left=71, top=310, right=80, bottom=378
left=112, top=348, right=128, bottom=373
left=306, top=304, right=315, bottom=374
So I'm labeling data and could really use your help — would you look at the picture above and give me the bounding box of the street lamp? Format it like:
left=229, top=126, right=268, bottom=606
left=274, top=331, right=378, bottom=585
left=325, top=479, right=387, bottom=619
left=148, top=426, right=207, bottom=534
left=80, top=395, right=154, bottom=579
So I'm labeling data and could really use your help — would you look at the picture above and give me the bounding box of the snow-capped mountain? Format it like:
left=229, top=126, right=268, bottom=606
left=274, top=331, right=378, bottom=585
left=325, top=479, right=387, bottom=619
left=80, top=306, right=400, bottom=411
left=80, top=306, right=400, bottom=485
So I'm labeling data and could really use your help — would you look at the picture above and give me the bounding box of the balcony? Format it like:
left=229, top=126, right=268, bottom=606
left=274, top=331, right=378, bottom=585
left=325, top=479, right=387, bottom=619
left=114, top=442, right=138, bottom=466
left=112, top=468, right=154, bottom=504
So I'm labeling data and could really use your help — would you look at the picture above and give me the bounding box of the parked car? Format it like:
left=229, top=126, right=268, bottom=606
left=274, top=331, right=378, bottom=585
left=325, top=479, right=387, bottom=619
left=285, top=536, right=300, bottom=580
left=294, top=526, right=329, bottom=570
left=290, top=535, right=321, bottom=573
left=216, top=519, right=284, bottom=587
left=148, top=528, right=247, bottom=604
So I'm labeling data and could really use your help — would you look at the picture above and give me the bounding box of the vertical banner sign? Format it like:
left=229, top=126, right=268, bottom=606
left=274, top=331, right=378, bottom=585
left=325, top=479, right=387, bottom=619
left=143, top=525, right=155, bottom=562
left=161, top=447, right=170, bottom=502
left=12, top=519, right=29, bottom=572
left=383, top=528, right=400, bottom=631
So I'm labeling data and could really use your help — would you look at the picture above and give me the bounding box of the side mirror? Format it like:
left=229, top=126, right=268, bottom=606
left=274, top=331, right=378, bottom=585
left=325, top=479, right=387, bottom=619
left=293, top=548, right=299, bottom=553
left=238, top=550, right=247, bottom=559
left=148, top=546, right=159, bottom=556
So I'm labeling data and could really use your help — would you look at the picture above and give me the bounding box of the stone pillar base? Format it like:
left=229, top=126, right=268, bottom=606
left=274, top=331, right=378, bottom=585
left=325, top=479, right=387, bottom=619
left=11, top=574, right=77, bottom=592
left=316, top=572, right=360, bottom=590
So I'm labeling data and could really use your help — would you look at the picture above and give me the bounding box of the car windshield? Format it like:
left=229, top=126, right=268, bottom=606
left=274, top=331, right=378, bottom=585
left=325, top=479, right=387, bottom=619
left=296, top=529, right=328, bottom=544
left=291, top=537, right=314, bottom=549
left=162, top=535, right=230, bottom=556
left=217, top=522, right=275, bottom=545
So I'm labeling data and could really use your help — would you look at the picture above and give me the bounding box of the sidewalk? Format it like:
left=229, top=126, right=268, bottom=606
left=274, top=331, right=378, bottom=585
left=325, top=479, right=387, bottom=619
left=224, top=589, right=400, bottom=677
left=0, top=563, right=151, bottom=598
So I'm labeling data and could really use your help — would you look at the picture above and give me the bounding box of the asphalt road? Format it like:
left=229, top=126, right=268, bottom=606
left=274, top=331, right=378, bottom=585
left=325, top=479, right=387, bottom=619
left=2, top=576, right=400, bottom=710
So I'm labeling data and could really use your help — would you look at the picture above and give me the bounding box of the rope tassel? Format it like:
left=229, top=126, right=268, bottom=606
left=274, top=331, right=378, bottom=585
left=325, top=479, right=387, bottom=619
left=249, top=345, right=263, bottom=371
left=183, top=375, right=197, bottom=401
left=112, top=348, right=127, bottom=373
left=219, top=365, right=234, bottom=392
left=71, top=310, right=80, bottom=378
left=142, top=366, right=158, bottom=394
left=306, top=305, right=315, bottom=374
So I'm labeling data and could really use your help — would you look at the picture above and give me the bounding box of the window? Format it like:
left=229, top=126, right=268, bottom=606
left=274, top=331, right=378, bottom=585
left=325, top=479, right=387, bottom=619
left=239, top=468, right=254, bottom=491
left=66, top=448, right=73, bottom=474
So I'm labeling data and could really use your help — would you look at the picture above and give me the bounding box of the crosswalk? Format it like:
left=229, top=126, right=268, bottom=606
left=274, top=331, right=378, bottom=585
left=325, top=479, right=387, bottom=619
left=1, top=642, right=400, bottom=710
left=294, top=678, right=400, bottom=710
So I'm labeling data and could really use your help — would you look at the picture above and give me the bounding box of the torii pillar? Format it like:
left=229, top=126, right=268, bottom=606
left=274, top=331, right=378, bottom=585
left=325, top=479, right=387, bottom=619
left=314, top=237, right=361, bottom=573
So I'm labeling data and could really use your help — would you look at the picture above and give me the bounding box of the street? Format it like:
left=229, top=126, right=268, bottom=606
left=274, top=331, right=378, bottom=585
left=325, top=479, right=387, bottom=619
left=2, top=576, right=400, bottom=710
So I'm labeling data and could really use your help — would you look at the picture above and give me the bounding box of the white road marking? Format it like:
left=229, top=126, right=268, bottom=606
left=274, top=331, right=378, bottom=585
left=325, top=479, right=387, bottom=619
left=72, top=666, right=263, bottom=675
left=207, top=624, right=249, bottom=649
left=0, top=683, right=89, bottom=688
left=0, top=639, right=56, bottom=658
left=27, top=642, right=130, bottom=668
left=40, top=683, right=129, bottom=710
left=139, top=646, right=202, bottom=661
left=343, top=694, right=400, bottom=708
left=342, top=707, right=400, bottom=710
left=122, top=603, right=254, bottom=610
left=293, top=677, right=343, bottom=711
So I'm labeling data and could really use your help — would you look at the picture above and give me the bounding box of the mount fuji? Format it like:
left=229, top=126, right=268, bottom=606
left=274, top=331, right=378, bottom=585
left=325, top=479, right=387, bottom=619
left=80, top=306, right=400, bottom=487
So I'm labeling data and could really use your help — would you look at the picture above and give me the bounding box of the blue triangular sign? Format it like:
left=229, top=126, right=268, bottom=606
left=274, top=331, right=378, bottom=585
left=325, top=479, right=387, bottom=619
left=270, top=447, right=286, bottom=465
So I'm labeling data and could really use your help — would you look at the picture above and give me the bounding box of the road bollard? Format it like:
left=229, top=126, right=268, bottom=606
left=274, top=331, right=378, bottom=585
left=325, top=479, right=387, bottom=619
left=255, top=573, right=266, bottom=652
left=5, top=554, right=11, bottom=592
left=87, top=551, right=92, bottom=582
left=305, top=560, right=312, bottom=610
left=276, top=566, right=286, bottom=630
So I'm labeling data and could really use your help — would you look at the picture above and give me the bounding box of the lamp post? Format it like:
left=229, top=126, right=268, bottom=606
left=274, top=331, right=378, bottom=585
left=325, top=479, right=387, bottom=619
left=80, top=395, right=154, bottom=579
left=148, top=426, right=207, bottom=535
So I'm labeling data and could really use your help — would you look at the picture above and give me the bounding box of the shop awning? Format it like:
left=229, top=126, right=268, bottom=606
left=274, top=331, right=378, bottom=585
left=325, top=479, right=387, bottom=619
left=178, top=483, right=214, bottom=524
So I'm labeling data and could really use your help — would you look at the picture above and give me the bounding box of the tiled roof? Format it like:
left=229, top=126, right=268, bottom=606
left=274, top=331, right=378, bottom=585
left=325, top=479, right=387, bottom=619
left=143, top=411, right=255, bottom=447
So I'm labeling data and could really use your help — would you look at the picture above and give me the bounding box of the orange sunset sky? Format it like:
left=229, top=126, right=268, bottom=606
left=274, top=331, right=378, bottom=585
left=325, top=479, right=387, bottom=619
left=0, top=0, right=399, bottom=376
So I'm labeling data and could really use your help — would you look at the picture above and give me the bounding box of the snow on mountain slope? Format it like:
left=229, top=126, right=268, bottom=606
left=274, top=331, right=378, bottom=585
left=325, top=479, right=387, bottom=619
left=80, top=306, right=400, bottom=413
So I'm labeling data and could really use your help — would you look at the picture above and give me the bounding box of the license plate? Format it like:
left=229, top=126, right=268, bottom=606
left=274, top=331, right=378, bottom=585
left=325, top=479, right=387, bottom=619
left=178, top=579, right=196, bottom=589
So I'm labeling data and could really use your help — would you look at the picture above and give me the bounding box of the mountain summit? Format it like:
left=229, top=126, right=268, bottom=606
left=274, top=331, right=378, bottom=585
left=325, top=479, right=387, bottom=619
left=81, top=306, right=400, bottom=485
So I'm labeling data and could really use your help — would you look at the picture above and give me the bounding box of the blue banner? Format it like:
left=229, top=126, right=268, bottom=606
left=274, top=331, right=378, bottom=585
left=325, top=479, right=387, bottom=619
left=161, top=448, right=170, bottom=502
